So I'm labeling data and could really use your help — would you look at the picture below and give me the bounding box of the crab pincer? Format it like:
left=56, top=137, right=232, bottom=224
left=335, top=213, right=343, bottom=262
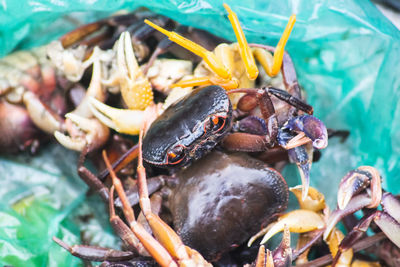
left=54, top=113, right=109, bottom=151
left=88, top=31, right=164, bottom=135
left=278, top=115, right=328, bottom=150
left=54, top=55, right=110, bottom=151
left=337, top=166, right=382, bottom=210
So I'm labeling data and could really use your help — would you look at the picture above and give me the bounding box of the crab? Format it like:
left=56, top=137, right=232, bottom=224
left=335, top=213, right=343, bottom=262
left=84, top=5, right=328, bottom=200
left=54, top=127, right=293, bottom=265
left=145, top=4, right=296, bottom=91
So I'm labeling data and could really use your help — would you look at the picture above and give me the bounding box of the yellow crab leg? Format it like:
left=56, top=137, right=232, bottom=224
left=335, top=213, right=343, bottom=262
left=271, top=14, right=296, bottom=76
left=144, top=20, right=231, bottom=80
left=223, top=4, right=259, bottom=80
left=171, top=76, right=239, bottom=90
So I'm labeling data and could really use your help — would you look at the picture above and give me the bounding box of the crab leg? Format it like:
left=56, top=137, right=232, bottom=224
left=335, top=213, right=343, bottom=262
left=171, top=76, right=239, bottom=90
left=98, top=144, right=139, bottom=181
left=332, top=208, right=400, bottom=266
left=135, top=130, right=191, bottom=262
left=103, top=150, right=177, bottom=267
left=77, top=146, right=110, bottom=202
left=253, top=226, right=292, bottom=267
left=249, top=16, right=296, bottom=78
left=109, top=186, right=149, bottom=256
left=52, top=236, right=135, bottom=262
left=223, top=4, right=259, bottom=80
left=144, top=20, right=231, bottom=80
left=89, top=97, right=162, bottom=135
left=266, top=87, right=313, bottom=114
left=324, top=193, right=372, bottom=240
left=114, top=175, right=168, bottom=208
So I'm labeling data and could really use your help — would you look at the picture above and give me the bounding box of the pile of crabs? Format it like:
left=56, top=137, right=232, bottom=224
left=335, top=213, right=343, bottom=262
left=1, top=5, right=400, bottom=267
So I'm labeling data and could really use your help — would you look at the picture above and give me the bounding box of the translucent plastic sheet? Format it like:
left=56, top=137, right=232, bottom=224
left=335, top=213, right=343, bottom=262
left=1, top=0, right=399, bottom=266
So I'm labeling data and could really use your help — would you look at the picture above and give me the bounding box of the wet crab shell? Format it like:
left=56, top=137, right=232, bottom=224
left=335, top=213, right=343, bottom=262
left=167, top=151, right=289, bottom=261
left=143, top=85, right=232, bottom=167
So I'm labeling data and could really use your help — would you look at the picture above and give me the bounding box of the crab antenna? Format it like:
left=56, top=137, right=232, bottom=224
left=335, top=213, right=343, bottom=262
left=224, top=3, right=259, bottom=80
left=271, top=14, right=296, bottom=76
left=144, top=19, right=231, bottom=80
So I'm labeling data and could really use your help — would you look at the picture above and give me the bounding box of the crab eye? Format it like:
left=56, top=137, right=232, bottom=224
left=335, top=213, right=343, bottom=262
left=167, top=145, right=185, bottom=164
left=207, top=115, right=226, bottom=132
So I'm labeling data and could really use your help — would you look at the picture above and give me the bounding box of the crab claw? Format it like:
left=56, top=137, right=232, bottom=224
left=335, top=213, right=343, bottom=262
left=290, top=186, right=325, bottom=212
left=112, top=31, right=153, bottom=110
left=337, top=166, right=382, bottom=210
left=278, top=129, right=312, bottom=201
left=257, top=210, right=325, bottom=245
left=54, top=113, right=109, bottom=151
left=89, top=97, right=162, bottom=135
left=288, top=145, right=311, bottom=201
left=280, top=115, right=328, bottom=150
left=23, top=91, right=63, bottom=134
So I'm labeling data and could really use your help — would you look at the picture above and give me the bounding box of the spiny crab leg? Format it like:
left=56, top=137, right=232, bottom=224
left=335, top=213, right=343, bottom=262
left=144, top=19, right=231, bottom=80
left=116, top=31, right=153, bottom=110
left=223, top=3, right=258, bottom=80
left=89, top=97, right=162, bottom=135
left=103, top=150, right=177, bottom=267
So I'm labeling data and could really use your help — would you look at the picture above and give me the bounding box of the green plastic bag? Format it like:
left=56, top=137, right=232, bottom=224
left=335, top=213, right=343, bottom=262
left=1, top=0, right=399, bottom=266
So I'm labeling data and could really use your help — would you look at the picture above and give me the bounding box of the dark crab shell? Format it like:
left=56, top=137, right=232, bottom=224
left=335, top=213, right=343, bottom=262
left=167, top=151, right=289, bottom=261
left=143, top=85, right=232, bottom=167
